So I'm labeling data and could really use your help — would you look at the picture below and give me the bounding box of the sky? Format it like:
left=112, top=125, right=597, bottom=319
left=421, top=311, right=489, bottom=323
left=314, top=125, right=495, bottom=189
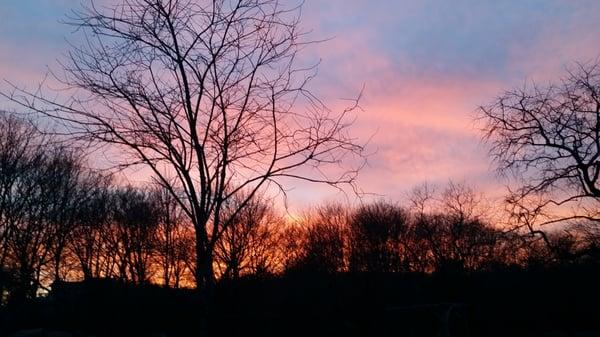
left=1, top=0, right=600, bottom=209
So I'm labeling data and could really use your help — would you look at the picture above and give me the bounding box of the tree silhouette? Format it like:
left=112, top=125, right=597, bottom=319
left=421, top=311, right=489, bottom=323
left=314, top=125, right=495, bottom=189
left=67, top=172, right=113, bottom=280
left=407, top=182, right=512, bottom=272
left=348, top=201, right=410, bottom=273
left=214, top=192, right=282, bottom=279
left=112, top=186, right=160, bottom=284
left=0, top=113, right=92, bottom=300
left=153, top=183, right=194, bottom=288
left=287, top=203, right=348, bottom=274
left=3, top=0, right=365, bottom=295
left=480, top=60, right=600, bottom=254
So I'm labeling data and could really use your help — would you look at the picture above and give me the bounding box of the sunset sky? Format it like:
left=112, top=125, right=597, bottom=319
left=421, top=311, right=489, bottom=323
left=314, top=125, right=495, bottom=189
left=2, top=0, right=600, bottom=208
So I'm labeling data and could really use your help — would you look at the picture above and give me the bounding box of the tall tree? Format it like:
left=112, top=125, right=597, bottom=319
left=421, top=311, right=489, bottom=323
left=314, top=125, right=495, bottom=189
left=4, top=0, right=364, bottom=292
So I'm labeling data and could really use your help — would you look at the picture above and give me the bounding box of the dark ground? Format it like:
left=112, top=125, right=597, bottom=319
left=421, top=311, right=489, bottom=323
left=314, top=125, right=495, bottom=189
left=2, top=265, right=600, bottom=337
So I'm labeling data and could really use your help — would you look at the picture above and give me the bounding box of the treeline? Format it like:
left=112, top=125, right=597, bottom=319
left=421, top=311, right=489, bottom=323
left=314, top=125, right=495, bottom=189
left=1, top=112, right=599, bottom=305
left=280, top=185, right=599, bottom=275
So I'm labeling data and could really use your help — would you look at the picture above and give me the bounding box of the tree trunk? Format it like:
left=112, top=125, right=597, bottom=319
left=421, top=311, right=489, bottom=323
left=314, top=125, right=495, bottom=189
left=195, top=226, right=215, bottom=337
left=54, top=244, right=64, bottom=282
left=195, top=246, right=215, bottom=289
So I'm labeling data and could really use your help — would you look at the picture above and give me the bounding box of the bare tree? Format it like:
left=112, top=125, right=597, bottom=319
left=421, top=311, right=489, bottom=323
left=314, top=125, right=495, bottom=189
left=348, top=201, right=410, bottom=273
left=0, top=113, right=40, bottom=274
left=4, top=0, right=364, bottom=292
left=0, top=113, right=49, bottom=300
left=279, top=223, right=305, bottom=273
left=480, top=60, right=600, bottom=243
left=0, top=113, right=91, bottom=300
left=288, top=203, right=348, bottom=273
left=112, top=186, right=160, bottom=284
left=407, top=182, right=509, bottom=272
left=68, top=172, right=113, bottom=280
left=153, top=183, right=194, bottom=287
left=214, top=192, right=282, bottom=279
left=44, top=150, right=88, bottom=283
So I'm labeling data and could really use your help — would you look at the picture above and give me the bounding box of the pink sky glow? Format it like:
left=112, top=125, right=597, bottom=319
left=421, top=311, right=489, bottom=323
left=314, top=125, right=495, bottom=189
left=1, top=1, right=600, bottom=210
